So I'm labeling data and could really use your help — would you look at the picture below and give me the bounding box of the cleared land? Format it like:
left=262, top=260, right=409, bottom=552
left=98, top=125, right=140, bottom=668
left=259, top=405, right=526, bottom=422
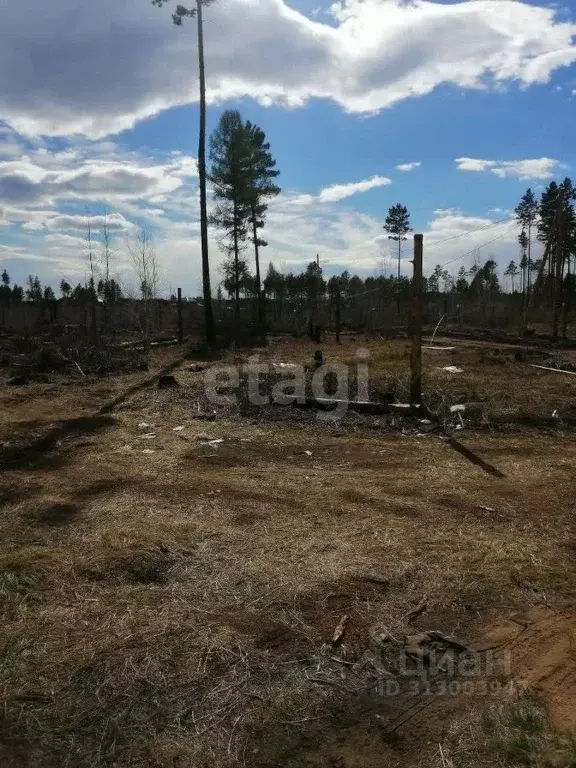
left=1, top=336, right=576, bottom=767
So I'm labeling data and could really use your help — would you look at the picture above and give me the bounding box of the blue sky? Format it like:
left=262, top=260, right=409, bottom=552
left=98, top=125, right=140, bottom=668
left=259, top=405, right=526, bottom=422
left=1, top=0, right=575, bottom=295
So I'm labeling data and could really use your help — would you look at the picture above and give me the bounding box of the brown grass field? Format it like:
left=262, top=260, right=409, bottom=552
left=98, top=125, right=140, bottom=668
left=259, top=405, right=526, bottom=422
left=1, top=335, right=576, bottom=767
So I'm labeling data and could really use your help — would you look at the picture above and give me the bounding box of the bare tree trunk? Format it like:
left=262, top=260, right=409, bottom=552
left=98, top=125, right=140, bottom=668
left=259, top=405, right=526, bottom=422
left=102, top=209, right=110, bottom=335
left=196, top=0, right=215, bottom=347
left=527, top=220, right=532, bottom=291
left=523, top=207, right=558, bottom=333
left=86, top=209, right=98, bottom=345
left=396, top=238, right=401, bottom=316
left=233, top=202, right=240, bottom=327
left=251, top=208, right=264, bottom=334
left=552, top=201, right=566, bottom=339
left=142, top=244, right=149, bottom=350
left=335, top=279, right=341, bottom=343
left=521, top=253, right=526, bottom=297
left=410, top=234, right=423, bottom=404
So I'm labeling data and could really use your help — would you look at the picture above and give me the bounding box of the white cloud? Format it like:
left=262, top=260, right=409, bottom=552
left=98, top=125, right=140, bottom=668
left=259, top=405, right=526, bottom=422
left=0, top=143, right=199, bottom=209
left=43, top=212, right=136, bottom=233
left=395, top=162, right=421, bottom=172
left=0, top=0, right=574, bottom=138
left=291, top=174, right=391, bottom=205
left=318, top=175, right=391, bottom=202
left=455, top=156, right=560, bottom=179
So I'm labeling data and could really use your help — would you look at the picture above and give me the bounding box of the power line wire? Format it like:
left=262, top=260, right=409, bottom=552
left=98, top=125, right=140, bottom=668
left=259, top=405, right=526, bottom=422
left=426, top=216, right=514, bottom=248
left=437, top=223, right=518, bottom=270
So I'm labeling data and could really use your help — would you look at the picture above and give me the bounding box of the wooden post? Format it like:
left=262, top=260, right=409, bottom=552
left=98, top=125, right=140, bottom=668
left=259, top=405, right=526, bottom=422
left=410, top=234, right=423, bottom=405
left=177, top=288, right=183, bottom=344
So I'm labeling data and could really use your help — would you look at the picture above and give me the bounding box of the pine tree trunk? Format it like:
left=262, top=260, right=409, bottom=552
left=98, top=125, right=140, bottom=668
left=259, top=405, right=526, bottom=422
left=196, top=0, right=215, bottom=347
left=251, top=208, right=264, bottom=334
left=552, top=223, right=565, bottom=340
left=522, top=259, right=526, bottom=296
left=396, top=238, right=401, bottom=316
left=527, top=221, right=532, bottom=291
left=233, top=201, right=240, bottom=326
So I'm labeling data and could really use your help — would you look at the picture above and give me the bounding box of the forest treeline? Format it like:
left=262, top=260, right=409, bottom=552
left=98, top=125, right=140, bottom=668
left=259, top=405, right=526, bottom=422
left=2, top=108, right=576, bottom=332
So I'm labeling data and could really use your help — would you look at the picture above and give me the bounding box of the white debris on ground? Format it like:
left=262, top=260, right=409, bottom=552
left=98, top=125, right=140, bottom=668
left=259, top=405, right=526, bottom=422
left=423, top=346, right=456, bottom=350
left=140, top=433, right=156, bottom=439
left=172, top=426, right=185, bottom=431
left=440, top=366, right=464, bottom=373
left=138, top=422, right=154, bottom=429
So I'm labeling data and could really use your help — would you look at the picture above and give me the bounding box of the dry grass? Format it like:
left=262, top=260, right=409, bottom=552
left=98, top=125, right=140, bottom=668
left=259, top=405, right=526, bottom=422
left=434, top=691, right=576, bottom=767
left=1, top=339, right=576, bottom=766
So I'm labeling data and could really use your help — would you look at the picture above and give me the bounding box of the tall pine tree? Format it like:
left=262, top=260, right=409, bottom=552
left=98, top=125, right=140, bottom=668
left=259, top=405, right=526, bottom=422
left=244, top=121, right=280, bottom=333
left=383, top=204, right=411, bottom=280
left=153, top=0, right=216, bottom=346
left=515, top=188, right=538, bottom=290
left=209, top=110, right=252, bottom=325
left=538, top=178, right=576, bottom=288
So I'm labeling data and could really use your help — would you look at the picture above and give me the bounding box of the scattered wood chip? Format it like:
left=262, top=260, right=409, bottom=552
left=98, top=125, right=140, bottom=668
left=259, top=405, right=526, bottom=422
left=331, top=615, right=349, bottom=648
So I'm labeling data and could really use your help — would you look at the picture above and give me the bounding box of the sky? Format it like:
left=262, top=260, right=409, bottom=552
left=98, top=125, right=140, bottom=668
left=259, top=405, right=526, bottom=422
left=1, top=0, right=576, bottom=296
